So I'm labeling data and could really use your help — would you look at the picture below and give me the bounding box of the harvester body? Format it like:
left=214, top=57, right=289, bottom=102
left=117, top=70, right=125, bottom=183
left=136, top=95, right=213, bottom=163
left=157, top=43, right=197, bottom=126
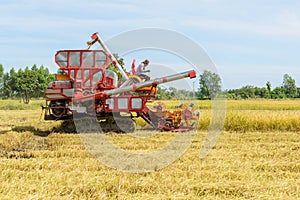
left=43, top=33, right=197, bottom=132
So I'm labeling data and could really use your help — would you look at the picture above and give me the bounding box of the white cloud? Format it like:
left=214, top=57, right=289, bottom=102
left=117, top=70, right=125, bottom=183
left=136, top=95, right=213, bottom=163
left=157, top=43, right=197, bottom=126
left=2, top=0, right=299, bottom=39
left=182, top=17, right=300, bottom=37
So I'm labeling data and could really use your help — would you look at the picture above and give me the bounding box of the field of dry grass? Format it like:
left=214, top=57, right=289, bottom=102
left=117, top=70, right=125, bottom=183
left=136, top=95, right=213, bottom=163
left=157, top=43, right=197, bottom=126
left=0, top=99, right=299, bottom=199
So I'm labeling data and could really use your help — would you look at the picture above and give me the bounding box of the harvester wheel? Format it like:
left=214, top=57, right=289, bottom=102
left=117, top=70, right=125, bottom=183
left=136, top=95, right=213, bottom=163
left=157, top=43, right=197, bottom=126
left=74, top=117, right=100, bottom=133
left=50, top=100, right=66, bottom=118
left=115, top=117, right=136, bottom=133
left=99, top=117, right=116, bottom=133
left=56, top=120, right=76, bottom=133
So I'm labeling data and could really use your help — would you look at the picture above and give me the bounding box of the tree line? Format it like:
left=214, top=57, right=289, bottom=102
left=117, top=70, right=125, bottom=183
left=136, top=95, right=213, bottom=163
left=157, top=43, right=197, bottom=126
left=0, top=64, right=54, bottom=104
left=0, top=63, right=298, bottom=103
left=155, top=70, right=299, bottom=100
left=226, top=74, right=299, bottom=99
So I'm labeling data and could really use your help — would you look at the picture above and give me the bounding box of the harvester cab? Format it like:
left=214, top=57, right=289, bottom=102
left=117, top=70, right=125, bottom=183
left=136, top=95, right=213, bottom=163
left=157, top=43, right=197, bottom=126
left=43, top=33, right=198, bottom=133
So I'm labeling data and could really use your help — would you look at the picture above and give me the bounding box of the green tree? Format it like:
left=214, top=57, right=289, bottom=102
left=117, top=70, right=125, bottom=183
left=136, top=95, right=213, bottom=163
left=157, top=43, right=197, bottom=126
left=241, top=86, right=255, bottom=98
left=198, top=70, right=222, bottom=99
left=2, top=72, right=10, bottom=98
left=2, top=68, right=17, bottom=98
left=266, top=81, right=271, bottom=98
left=155, top=86, right=166, bottom=100
left=282, top=74, right=298, bottom=98
left=256, top=87, right=269, bottom=98
left=0, top=64, right=3, bottom=82
left=13, top=65, right=54, bottom=104
left=34, top=65, right=54, bottom=98
left=15, top=67, right=33, bottom=103
left=107, top=54, right=126, bottom=81
left=155, top=86, right=193, bottom=100
left=266, top=81, right=271, bottom=92
left=271, top=87, right=286, bottom=99
left=0, top=65, right=54, bottom=100
left=0, top=64, right=4, bottom=97
left=227, top=86, right=270, bottom=99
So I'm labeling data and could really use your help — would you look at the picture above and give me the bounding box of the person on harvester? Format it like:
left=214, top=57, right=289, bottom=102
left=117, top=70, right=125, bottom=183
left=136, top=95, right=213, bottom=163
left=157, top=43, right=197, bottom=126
left=136, top=59, right=150, bottom=81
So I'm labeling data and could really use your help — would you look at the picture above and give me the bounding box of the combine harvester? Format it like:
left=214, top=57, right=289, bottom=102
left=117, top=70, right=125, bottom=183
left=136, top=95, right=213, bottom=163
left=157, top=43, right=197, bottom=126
left=43, top=33, right=198, bottom=133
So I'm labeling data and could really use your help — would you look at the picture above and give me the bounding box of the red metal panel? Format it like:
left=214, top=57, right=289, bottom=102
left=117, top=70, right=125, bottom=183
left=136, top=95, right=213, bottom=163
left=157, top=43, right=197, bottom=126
left=55, top=50, right=110, bottom=69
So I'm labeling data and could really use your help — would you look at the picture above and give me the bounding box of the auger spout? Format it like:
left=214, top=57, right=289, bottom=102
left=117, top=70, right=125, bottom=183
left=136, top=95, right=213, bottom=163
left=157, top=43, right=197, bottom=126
left=105, top=70, right=196, bottom=96
left=88, top=32, right=129, bottom=81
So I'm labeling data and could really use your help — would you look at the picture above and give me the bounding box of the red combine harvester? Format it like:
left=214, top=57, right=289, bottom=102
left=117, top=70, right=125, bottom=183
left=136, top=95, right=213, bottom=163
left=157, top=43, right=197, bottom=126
left=43, top=33, right=197, bottom=133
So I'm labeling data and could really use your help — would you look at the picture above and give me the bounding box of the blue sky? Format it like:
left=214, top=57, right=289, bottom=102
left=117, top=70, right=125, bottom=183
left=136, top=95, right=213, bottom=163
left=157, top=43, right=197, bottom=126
left=0, top=0, right=299, bottom=89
